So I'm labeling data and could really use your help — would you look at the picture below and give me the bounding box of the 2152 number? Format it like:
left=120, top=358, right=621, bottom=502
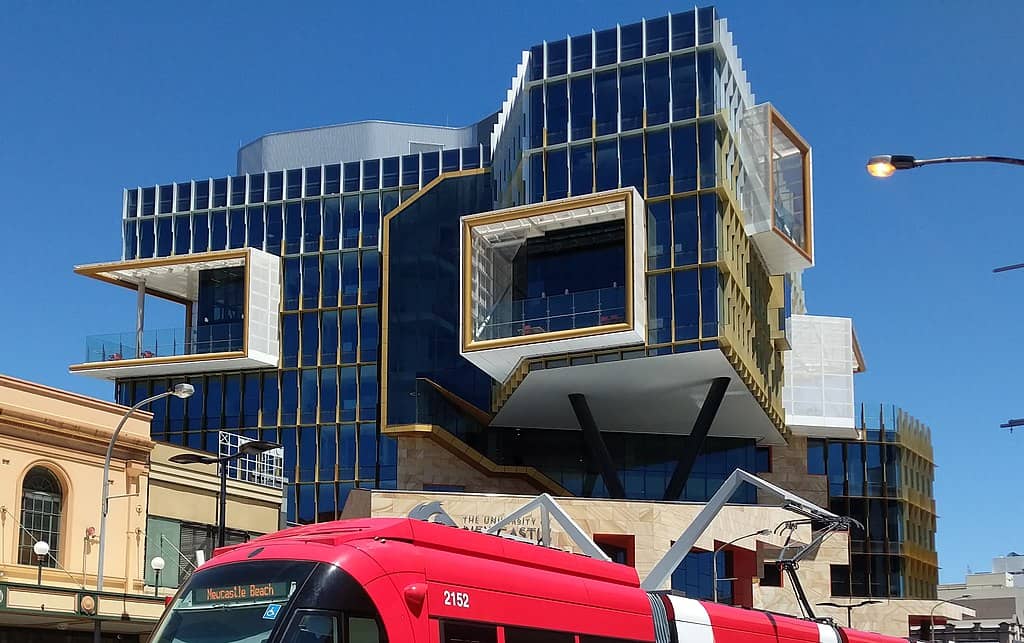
left=443, top=590, right=470, bottom=608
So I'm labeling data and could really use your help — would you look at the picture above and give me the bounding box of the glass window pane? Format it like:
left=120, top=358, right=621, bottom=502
left=306, top=167, right=322, bottom=197
left=248, top=174, right=264, bottom=203
left=594, top=70, right=617, bottom=136
left=212, top=179, right=227, bottom=208
left=323, top=197, right=340, bottom=251
left=303, top=200, right=321, bottom=252
left=194, top=181, right=210, bottom=209
left=595, top=139, right=618, bottom=192
left=285, top=169, right=301, bottom=200
left=156, top=217, right=172, bottom=257
left=341, top=309, right=358, bottom=364
left=570, top=75, right=592, bottom=141
left=699, top=119, right=717, bottom=189
left=177, top=182, right=192, bottom=212
left=620, top=22, right=642, bottom=62
left=647, top=201, right=670, bottom=270
left=322, top=252, right=339, bottom=308
left=546, top=148, right=568, bottom=200
left=672, top=54, right=696, bottom=121
left=341, top=252, right=359, bottom=306
left=229, top=209, right=245, bottom=249
left=595, top=28, right=617, bottom=66
left=285, top=202, right=301, bottom=253
left=267, top=172, right=283, bottom=201
left=647, top=273, right=671, bottom=344
left=442, top=148, right=460, bottom=172
left=422, top=151, right=439, bottom=183
left=529, top=43, right=544, bottom=81
left=382, top=157, right=399, bottom=188
left=698, top=6, right=715, bottom=44
left=247, top=206, right=264, bottom=251
left=673, top=269, right=699, bottom=341
left=358, top=423, right=376, bottom=479
left=361, top=193, right=380, bottom=247
left=319, top=423, right=337, bottom=474
left=142, top=186, right=156, bottom=215
left=261, top=373, right=279, bottom=427
left=158, top=184, right=173, bottom=214
left=382, top=190, right=398, bottom=217
left=700, top=194, right=718, bottom=262
left=192, top=212, right=208, bottom=253
left=282, top=313, right=298, bottom=367
left=302, top=254, right=320, bottom=309
left=570, top=144, right=593, bottom=196
left=321, top=310, right=339, bottom=364
left=360, top=307, right=378, bottom=362
left=342, top=196, right=360, bottom=249
left=339, top=421, right=356, bottom=474
left=647, top=16, right=669, bottom=55
left=401, top=154, right=419, bottom=186
left=324, top=164, right=341, bottom=195
left=361, top=251, right=379, bottom=304
left=571, top=33, right=592, bottom=72
left=210, top=210, right=227, bottom=251
left=138, top=217, right=153, bottom=258
left=700, top=267, right=719, bottom=338
left=529, top=153, right=543, bottom=203
left=547, top=39, right=567, bottom=76
left=284, top=257, right=301, bottom=311
left=620, top=134, right=643, bottom=194
left=646, top=59, right=670, bottom=126
left=546, top=80, right=568, bottom=145
left=358, top=366, right=377, bottom=420
left=301, top=368, right=318, bottom=424
left=174, top=215, right=190, bottom=254
left=362, top=159, right=379, bottom=191
left=672, top=124, right=698, bottom=193
left=529, top=86, right=544, bottom=149
left=266, top=204, right=282, bottom=253
left=343, top=162, right=360, bottom=193
left=698, top=50, right=716, bottom=117
left=230, top=176, right=246, bottom=206
left=620, top=65, right=643, bottom=132
left=672, top=10, right=695, bottom=50
left=647, top=129, right=670, bottom=197
left=673, top=196, right=698, bottom=266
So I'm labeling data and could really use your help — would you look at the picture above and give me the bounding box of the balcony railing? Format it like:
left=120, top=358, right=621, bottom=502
left=473, top=285, right=626, bottom=342
left=84, top=322, right=244, bottom=363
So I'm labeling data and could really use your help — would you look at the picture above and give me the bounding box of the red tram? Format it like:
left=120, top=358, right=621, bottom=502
left=150, top=518, right=904, bottom=643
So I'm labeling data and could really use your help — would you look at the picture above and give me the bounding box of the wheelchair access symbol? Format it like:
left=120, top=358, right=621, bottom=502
left=263, top=604, right=282, bottom=620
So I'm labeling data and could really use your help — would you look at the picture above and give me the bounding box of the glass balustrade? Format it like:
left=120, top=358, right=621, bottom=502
left=84, top=321, right=244, bottom=362
left=472, top=285, right=626, bottom=342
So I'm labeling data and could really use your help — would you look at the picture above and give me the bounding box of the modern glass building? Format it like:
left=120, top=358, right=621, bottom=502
left=69, top=4, right=937, bottom=602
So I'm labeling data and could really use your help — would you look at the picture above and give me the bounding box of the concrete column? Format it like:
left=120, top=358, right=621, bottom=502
left=135, top=281, right=146, bottom=358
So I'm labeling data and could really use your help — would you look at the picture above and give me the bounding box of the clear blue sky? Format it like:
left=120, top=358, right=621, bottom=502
left=2, top=1, right=1022, bottom=583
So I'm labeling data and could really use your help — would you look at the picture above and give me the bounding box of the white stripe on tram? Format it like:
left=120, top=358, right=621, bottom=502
left=818, top=623, right=841, bottom=643
left=666, top=595, right=715, bottom=643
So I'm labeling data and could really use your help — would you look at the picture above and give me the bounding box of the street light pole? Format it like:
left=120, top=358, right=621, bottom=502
left=816, top=600, right=882, bottom=628
left=930, top=594, right=970, bottom=643
left=169, top=440, right=280, bottom=549
left=866, top=154, right=1024, bottom=178
left=94, top=383, right=193, bottom=643
left=712, top=529, right=771, bottom=604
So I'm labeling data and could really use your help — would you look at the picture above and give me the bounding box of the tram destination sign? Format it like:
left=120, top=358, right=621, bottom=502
left=194, top=582, right=291, bottom=604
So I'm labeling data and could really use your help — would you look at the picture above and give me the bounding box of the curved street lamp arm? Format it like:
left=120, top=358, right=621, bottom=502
left=914, top=155, right=1024, bottom=169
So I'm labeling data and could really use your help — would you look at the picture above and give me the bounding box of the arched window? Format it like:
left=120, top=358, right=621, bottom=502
left=18, top=466, right=63, bottom=567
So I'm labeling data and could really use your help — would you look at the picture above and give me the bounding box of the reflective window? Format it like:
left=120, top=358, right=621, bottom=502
left=282, top=314, right=298, bottom=367
left=700, top=267, right=719, bottom=337
left=192, top=212, right=209, bottom=253
left=224, top=375, right=241, bottom=428
left=401, top=154, right=419, bottom=186
left=698, top=50, right=716, bottom=117
left=195, top=181, right=210, bottom=209
left=529, top=86, right=544, bottom=149
left=205, top=377, right=222, bottom=430
left=284, top=202, right=302, bottom=253
left=595, top=28, right=617, bottom=66
left=700, top=194, right=718, bottom=262
left=360, top=307, right=378, bottom=362
left=124, top=221, right=137, bottom=259
left=339, top=422, right=356, bottom=475
left=620, top=134, right=643, bottom=194
left=247, top=174, right=264, bottom=204
left=280, top=371, right=298, bottom=424
left=243, top=373, right=260, bottom=427
left=546, top=81, right=568, bottom=145
left=547, top=39, right=567, bottom=76
left=620, top=22, right=642, bottom=61
left=647, top=273, right=671, bottom=344
left=529, top=44, right=544, bottom=81
left=266, top=204, right=283, bottom=254
left=158, top=184, right=173, bottom=214
left=673, top=269, right=699, bottom=341
left=671, top=53, right=697, bottom=122
left=324, top=164, right=341, bottom=195
left=360, top=251, right=379, bottom=304
left=422, top=151, right=440, bottom=183
left=698, top=6, right=715, bottom=44
left=672, top=124, right=698, bottom=193
left=304, top=200, right=321, bottom=252
left=620, top=65, right=643, bottom=132
left=571, top=33, right=591, bottom=71
left=302, top=255, right=320, bottom=309
left=342, top=196, right=360, bottom=249
left=529, top=153, right=543, bottom=203
left=594, top=70, right=617, bottom=136
left=382, top=157, right=399, bottom=188
left=210, top=210, right=227, bottom=251
left=157, top=217, right=172, bottom=257
left=247, top=206, right=264, bottom=251
left=358, top=423, right=376, bottom=478
left=284, top=257, right=300, bottom=311
left=229, top=209, right=245, bottom=249
left=442, top=149, right=460, bottom=173
left=213, top=179, right=228, bottom=208
left=807, top=439, right=826, bottom=475
left=301, top=368, right=318, bottom=424
left=230, top=176, right=246, bottom=206
left=771, top=118, right=808, bottom=250
left=647, top=129, right=670, bottom=197
left=323, top=197, right=340, bottom=251
left=126, top=189, right=139, bottom=218
left=362, top=159, right=379, bottom=191
left=139, top=217, right=155, bottom=257
left=341, top=309, right=358, bottom=364
left=595, top=139, right=618, bottom=192
left=142, top=186, right=156, bottom=216
left=18, top=467, right=62, bottom=567
left=647, top=16, right=669, bottom=55
left=341, top=252, right=359, bottom=306
left=358, top=366, right=376, bottom=420
left=699, top=120, right=717, bottom=189
left=675, top=195, right=700, bottom=266
left=361, top=193, right=380, bottom=247
left=174, top=215, right=190, bottom=255
left=672, top=10, right=695, bottom=50
left=570, top=75, right=592, bottom=141
left=268, top=172, right=283, bottom=201
left=546, top=148, right=568, bottom=200
left=343, top=162, right=360, bottom=193
left=322, top=253, right=339, bottom=307
left=570, top=144, right=593, bottom=196
left=647, top=201, right=670, bottom=269
left=177, top=182, right=192, bottom=212
left=285, top=169, right=301, bottom=200
left=321, top=310, right=339, bottom=365
left=646, top=59, right=670, bottom=126
left=305, top=167, right=322, bottom=198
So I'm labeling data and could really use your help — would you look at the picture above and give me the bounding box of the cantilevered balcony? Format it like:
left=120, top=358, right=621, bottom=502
left=460, top=188, right=647, bottom=382
left=70, top=248, right=280, bottom=379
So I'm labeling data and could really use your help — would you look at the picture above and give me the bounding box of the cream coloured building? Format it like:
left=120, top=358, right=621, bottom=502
left=0, top=374, right=283, bottom=642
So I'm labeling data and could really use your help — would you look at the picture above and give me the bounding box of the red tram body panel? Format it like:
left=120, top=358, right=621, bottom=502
left=152, top=518, right=909, bottom=643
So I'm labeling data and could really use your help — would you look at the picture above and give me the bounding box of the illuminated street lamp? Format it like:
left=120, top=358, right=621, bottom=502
left=866, top=154, right=1024, bottom=178
left=151, top=556, right=165, bottom=596
left=33, top=541, right=49, bottom=585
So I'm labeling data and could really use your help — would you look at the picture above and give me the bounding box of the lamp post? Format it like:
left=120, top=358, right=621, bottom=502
left=816, top=599, right=882, bottom=628
left=94, top=383, right=193, bottom=643
left=712, top=529, right=771, bottom=604
left=169, top=440, right=280, bottom=548
left=929, top=594, right=970, bottom=643
left=150, top=556, right=165, bottom=596
left=33, top=541, right=49, bottom=585
left=866, top=154, right=1024, bottom=178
